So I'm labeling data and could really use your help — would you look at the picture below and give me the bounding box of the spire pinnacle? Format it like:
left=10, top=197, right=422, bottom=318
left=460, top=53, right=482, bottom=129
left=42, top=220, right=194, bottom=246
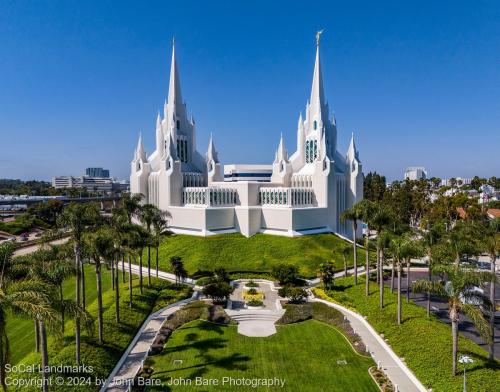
left=167, top=40, right=183, bottom=111
left=207, top=133, right=219, bottom=163
left=310, top=33, right=326, bottom=113
left=277, top=133, right=289, bottom=162
left=347, top=132, right=359, bottom=161
left=136, top=132, right=146, bottom=161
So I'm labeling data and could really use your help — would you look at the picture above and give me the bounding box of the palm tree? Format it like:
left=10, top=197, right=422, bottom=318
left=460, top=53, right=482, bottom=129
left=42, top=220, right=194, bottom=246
left=358, top=200, right=377, bottom=296
left=139, top=204, right=160, bottom=287
left=419, top=222, right=445, bottom=317
left=368, top=202, right=393, bottom=288
left=0, top=243, right=58, bottom=390
left=413, top=265, right=493, bottom=374
left=377, top=231, right=392, bottom=309
left=484, top=219, right=499, bottom=360
left=58, top=202, right=99, bottom=365
left=389, top=234, right=414, bottom=325
left=318, top=261, right=336, bottom=290
left=340, top=244, right=351, bottom=277
left=85, top=228, right=115, bottom=344
left=152, top=211, right=171, bottom=278
left=341, top=203, right=364, bottom=285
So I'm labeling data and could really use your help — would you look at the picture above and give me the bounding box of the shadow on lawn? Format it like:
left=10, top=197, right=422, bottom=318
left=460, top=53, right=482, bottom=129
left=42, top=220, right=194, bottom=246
left=155, top=352, right=250, bottom=376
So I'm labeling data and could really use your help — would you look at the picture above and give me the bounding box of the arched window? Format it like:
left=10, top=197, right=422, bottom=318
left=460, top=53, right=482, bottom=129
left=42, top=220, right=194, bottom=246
left=176, top=120, right=180, bottom=130
left=313, top=120, right=317, bottom=130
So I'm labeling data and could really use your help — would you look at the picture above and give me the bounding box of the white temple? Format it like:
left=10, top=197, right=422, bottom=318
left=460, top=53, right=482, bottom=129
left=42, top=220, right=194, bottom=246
left=131, top=35, right=363, bottom=238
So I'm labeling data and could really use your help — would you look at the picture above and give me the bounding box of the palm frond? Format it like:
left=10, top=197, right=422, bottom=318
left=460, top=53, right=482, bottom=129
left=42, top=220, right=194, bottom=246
left=460, top=303, right=492, bottom=342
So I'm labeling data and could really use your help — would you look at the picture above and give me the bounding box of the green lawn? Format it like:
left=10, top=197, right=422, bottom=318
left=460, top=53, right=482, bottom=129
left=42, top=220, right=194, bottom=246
left=147, top=319, right=377, bottom=392
left=8, top=266, right=192, bottom=392
left=156, top=233, right=369, bottom=278
left=317, top=276, right=500, bottom=392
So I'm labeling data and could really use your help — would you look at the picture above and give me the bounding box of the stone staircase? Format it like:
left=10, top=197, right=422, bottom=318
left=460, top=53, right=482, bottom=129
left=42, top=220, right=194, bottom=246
left=226, top=309, right=285, bottom=337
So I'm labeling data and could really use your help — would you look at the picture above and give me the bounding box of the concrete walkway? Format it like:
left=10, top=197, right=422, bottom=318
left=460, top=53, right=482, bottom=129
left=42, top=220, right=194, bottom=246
left=117, top=262, right=197, bottom=286
left=101, top=291, right=199, bottom=392
left=311, top=296, right=427, bottom=392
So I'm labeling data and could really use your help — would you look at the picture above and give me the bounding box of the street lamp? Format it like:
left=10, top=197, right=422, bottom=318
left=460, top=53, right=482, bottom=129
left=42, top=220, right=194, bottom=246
left=458, top=355, right=473, bottom=392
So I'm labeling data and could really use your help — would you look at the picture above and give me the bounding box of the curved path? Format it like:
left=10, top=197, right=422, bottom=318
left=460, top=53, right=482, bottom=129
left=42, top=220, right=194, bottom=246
left=311, top=296, right=428, bottom=392
left=101, top=291, right=200, bottom=392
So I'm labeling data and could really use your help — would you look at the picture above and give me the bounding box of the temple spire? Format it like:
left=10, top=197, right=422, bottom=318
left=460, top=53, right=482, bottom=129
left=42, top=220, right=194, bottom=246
left=167, top=39, right=183, bottom=115
left=310, top=31, right=326, bottom=117
left=136, top=132, right=146, bottom=161
left=207, top=133, right=219, bottom=163
left=277, top=133, right=289, bottom=162
left=347, top=132, right=359, bottom=161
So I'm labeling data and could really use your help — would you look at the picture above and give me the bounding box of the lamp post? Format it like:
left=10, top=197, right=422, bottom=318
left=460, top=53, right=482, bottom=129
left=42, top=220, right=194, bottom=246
left=458, top=355, right=473, bottom=392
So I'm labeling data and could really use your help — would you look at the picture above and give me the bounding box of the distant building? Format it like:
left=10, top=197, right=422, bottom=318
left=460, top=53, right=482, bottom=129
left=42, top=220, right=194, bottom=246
left=224, top=165, right=272, bottom=182
left=404, top=167, right=427, bottom=181
left=85, top=167, right=110, bottom=178
left=440, top=177, right=472, bottom=187
left=52, top=176, right=129, bottom=192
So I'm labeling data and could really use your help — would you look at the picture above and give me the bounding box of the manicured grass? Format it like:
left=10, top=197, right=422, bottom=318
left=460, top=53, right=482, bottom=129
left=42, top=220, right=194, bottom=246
left=317, top=276, right=500, bottom=392
left=147, top=319, right=377, bottom=391
left=9, top=268, right=192, bottom=392
left=7, top=263, right=117, bottom=364
left=156, top=233, right=370, bottom=278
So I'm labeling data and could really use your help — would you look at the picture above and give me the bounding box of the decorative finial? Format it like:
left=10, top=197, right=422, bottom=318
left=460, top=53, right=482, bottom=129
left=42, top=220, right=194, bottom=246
left=316, top=29, right=324, bottom=47
left=172, top=36, right=175, bottom=46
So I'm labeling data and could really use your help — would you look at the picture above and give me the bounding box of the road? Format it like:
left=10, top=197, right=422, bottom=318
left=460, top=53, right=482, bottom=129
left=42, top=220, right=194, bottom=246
left=13, top=237, right=70, bottom=257
left=386, top=268, right=500, bottom=359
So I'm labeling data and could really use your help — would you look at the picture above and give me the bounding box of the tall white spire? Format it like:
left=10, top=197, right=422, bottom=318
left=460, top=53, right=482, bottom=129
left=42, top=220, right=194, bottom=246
left=277, top=133, right=289, bottom=162
left=135, top=132, right=146, bottom=161
left=347, top=132, right=359, bottom=161
left=206, top=133, right=219, bottom=163
left=168, top=38, right=183, bottom=110
left=163, top=132, right=178, bottom=161
left=310, top=31, right=326, bottom=117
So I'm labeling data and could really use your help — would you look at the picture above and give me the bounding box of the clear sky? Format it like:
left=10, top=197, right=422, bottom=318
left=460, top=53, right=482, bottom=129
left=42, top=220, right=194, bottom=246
left=1, top=1, right=499, bottom=181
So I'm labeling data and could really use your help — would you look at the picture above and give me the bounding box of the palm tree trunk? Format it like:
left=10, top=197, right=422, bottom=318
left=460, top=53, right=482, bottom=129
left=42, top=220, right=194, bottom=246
left=343, top=255, right=347, bottom=277
left=111, top=260, right=115, bottom=291
left=353, top=223, right=358, bottom=285
left=427, top=254, right=432, bottom=318
left=81, top=260, right=86, bottom=309
left=397, top=263, right=402, bottom=325
left=147, top=246, right=151, bottom=287
left=390, top=261, right=395, bottom=293
left=34, top=319, right=40, bottom=352
left=376, top=246, right=380, bottom=285
left=96, top=262, right=103, bottom=344
left=489, top=254, right=496, bottom=360
left=128, top=255, right=133, bottom=307
left=451, top=314, right=458, bottom=374
left=139, top=252, right=143, bottom=294
left=155, top=245, right=159, bottom=278
left=115, top=259, right=120, bottom=323
left=122, top=254, right=126, bottom=283
left=379, top=249, right=384, bottom=309
left=406, top=259, right=411, bottom=303
left=39, top=319, right=49, bottom=392
left=365, top=236, right=369, bottom=296
left=74, top=243, right=81, bottom=365
left=60, top=284, right=65, bottom=333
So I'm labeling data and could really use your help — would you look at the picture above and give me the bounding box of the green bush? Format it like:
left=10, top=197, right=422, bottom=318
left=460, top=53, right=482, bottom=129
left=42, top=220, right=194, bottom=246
left=272, top=263, right=299, bottom=285
left=277, top=304, right=312, bottom=324
left=247, top=288, right=258, bottom=295
left=278, top=286, right=308, bottom=304
left=247, top=300, right=264, bottom=307
left=245, top=280, right=259, bottom=288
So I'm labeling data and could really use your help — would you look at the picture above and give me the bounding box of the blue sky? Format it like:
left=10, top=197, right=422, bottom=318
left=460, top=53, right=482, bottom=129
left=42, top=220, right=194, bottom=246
left=1, top=1, right=499, bottom=181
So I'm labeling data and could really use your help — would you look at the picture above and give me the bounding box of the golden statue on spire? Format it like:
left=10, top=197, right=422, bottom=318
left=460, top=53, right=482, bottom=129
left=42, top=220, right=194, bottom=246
left=316, top=29, right=324, bottom=47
